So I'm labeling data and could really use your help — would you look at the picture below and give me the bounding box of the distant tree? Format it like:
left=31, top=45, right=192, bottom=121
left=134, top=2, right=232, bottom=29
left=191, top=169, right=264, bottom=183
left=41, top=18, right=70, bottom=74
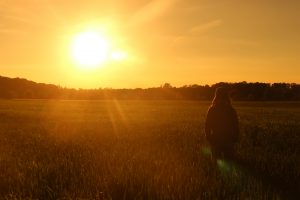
left=0, top=75, right=300, bottom=101
left=162, top=83, right=173, bottom=89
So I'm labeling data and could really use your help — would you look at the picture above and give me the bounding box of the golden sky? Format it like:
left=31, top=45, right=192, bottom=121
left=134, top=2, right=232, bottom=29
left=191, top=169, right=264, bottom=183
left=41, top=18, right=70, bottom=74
left=0, top=0, right=299, bottom=88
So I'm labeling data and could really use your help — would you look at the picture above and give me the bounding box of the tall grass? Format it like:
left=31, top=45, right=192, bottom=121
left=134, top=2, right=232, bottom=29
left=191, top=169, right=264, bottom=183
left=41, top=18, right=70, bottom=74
left=0, top=100, right=299, bottom=199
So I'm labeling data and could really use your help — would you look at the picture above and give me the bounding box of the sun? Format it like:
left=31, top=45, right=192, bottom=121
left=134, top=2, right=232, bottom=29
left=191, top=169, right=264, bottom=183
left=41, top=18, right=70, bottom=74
left=71, top=31, right=109, bottom=69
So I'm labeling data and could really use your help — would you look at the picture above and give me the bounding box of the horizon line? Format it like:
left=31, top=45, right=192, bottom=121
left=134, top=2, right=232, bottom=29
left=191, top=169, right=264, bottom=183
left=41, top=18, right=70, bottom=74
left=1, top=75, right=300, bottom=90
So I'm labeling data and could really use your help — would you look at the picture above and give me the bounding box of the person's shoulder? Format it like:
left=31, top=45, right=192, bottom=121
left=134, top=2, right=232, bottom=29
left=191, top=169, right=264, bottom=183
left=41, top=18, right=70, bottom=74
left=207, top=105, right=216, bottom=112
left=207, top=105, right=217, bottom=115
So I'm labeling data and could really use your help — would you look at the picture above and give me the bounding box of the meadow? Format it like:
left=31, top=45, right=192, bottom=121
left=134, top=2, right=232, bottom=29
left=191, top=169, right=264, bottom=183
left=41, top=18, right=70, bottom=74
left=0, top=100, right=299, bottom=199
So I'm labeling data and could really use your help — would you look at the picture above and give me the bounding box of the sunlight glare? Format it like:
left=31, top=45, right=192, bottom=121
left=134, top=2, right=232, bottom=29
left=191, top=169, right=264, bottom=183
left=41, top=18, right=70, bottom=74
left=111, top=51, right=127, bottom=61
left=71, top=31, right=109, bottom=68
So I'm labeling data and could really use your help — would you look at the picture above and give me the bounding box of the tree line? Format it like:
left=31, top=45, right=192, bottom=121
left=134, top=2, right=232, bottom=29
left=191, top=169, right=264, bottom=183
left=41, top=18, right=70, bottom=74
left=0, top=76, right=300, bottom=101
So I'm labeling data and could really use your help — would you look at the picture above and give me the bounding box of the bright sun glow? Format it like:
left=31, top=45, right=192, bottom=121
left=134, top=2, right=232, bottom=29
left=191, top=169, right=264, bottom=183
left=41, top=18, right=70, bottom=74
left=111, top=51, right=127, bottom=61
left=71, top=31, right=109, bottom=68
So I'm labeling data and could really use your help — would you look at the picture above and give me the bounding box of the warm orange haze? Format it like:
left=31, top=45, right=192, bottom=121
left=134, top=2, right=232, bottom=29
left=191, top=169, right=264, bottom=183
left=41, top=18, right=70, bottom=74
left=1, top=1, right=300, bottom=199
left=0, top=0, right=300, bottom=88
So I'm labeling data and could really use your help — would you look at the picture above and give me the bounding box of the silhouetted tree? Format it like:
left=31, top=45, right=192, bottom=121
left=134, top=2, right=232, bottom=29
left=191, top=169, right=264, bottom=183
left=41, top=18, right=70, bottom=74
left=0, top=76, right=299, bottom=101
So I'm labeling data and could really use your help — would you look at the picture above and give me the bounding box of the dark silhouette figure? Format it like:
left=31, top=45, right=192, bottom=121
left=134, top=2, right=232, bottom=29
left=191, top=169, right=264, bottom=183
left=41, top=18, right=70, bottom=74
left=205, top=87, right=239, bottom=160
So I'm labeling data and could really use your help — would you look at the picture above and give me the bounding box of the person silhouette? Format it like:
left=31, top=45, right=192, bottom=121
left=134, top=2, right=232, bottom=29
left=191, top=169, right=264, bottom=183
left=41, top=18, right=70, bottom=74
left=205, top=87, right=239, bottom=160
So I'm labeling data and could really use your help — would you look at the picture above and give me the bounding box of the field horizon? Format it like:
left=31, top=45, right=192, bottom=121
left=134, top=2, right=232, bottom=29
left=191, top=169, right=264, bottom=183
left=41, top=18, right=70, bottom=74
left=2, top=74, right=300, bottom=90
left=1, top=75, right=300, bottom=101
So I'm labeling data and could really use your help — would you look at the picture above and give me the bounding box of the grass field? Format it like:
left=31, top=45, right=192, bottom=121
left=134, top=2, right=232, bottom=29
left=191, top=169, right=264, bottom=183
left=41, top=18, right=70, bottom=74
left=0, top=100, right=299, bottom=199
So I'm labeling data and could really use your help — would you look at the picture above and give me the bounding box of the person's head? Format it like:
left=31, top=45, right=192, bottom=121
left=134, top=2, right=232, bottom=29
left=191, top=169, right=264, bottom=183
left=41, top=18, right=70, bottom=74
left=212, top=87, right=231, bottom=106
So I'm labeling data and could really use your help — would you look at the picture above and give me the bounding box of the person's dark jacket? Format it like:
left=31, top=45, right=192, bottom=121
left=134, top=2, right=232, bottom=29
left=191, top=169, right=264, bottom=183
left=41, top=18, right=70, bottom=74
left=205, top=105, right=239, bottom=148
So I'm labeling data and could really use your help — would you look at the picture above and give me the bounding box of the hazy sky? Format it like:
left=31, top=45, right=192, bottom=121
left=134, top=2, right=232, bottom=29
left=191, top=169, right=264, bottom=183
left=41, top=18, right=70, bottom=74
left=0, top=0, right=299, bottom=88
